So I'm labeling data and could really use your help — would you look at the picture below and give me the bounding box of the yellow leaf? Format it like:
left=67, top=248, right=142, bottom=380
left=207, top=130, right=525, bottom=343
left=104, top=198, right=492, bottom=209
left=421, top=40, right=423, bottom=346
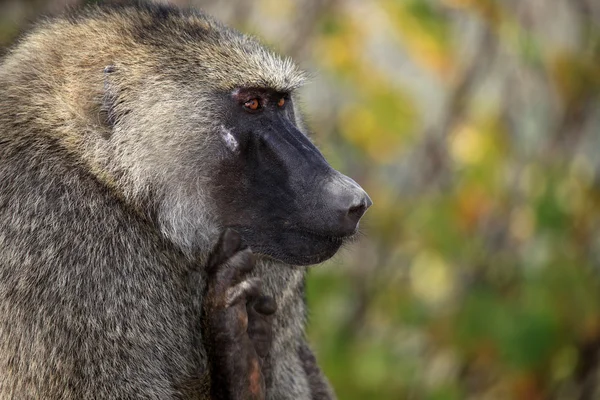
left=410, top=251, right=455, bottom=306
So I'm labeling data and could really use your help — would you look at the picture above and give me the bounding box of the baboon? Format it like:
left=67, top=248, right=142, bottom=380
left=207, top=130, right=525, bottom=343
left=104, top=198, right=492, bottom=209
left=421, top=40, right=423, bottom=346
left=0, top=3, right=371, bottom=399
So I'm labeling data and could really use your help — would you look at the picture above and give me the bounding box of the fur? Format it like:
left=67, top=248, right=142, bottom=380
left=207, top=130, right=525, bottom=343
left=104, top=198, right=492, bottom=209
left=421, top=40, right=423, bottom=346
left=0, top=3, right=333, bottom=399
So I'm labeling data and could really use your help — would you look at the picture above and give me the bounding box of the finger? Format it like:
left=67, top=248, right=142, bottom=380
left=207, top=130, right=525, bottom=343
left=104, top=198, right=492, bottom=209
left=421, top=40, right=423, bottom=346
left=206, top=228, right=243, bottom=274
left=225, top=277, right=261, bottom=307
left=212, top=248, right=255, bottom=293
left=246, top=304, right=273, bottom=358
left=252, top=295, right=277, bottom=316
left=249, top=330, right=271, bottom=359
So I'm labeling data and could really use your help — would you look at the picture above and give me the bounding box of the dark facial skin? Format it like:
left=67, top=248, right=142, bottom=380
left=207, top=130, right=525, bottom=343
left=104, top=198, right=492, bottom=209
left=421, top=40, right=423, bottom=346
left=212, top=87, right=372, bottom=266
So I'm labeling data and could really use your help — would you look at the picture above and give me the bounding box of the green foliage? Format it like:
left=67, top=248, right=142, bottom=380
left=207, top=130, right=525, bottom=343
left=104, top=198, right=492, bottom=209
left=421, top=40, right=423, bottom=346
left=302, top=1, right=600, bottom=398
left=2, top=1, right=599, bottom=398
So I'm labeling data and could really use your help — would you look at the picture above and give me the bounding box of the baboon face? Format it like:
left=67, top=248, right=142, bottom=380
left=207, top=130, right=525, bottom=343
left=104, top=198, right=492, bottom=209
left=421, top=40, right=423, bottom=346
left=81, top=6, right=369, bottom=265
left=212, top=87, right=372, bottom=265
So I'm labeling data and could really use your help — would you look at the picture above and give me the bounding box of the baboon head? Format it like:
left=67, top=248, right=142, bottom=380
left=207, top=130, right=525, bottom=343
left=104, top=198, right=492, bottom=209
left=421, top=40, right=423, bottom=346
left=51, top=5, right=371, bottom=265
left=213, top=86, right=372, bottom=265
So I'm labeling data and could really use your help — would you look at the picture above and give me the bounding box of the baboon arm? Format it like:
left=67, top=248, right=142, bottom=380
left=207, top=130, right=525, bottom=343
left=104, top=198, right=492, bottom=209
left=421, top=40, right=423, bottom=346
left=202, top=230, right=276, bottom=400
left=298, top=340, right=337, bottom=400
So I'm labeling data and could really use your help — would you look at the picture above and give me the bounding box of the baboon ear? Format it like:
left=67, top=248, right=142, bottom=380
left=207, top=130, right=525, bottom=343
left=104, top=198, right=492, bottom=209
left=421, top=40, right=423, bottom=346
left=99, top=64, right=119, bottom=134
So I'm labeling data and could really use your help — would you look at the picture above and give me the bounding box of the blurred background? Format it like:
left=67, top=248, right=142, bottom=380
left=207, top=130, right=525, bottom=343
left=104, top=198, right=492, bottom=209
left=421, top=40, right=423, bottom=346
left=2, top=0, right=600, bottom=398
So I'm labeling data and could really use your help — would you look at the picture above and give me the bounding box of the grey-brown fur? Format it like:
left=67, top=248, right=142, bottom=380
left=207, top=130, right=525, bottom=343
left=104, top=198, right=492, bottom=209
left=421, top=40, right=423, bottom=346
left=0, top=3, right=333, bottom=399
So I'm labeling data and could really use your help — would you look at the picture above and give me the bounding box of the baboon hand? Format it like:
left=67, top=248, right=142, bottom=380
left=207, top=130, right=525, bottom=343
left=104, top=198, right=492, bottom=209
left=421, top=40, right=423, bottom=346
left=203, top=228, right=277, bottom=400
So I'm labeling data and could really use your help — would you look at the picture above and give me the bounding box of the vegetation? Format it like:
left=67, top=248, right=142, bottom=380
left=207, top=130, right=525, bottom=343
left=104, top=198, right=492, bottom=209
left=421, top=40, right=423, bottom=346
left=2, top=0, right=599, bottom=398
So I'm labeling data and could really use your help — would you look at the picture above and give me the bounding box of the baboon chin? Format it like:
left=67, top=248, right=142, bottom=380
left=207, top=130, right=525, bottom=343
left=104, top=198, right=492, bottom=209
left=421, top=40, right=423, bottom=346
left=0, top=2, right=370, bottom=399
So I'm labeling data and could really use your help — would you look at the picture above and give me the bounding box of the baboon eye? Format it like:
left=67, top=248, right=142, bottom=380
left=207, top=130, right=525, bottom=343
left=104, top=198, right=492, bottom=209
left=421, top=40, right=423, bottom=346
left=277, top=97, right=285, bottom=107
left=244, top=99, right=260, bottom=111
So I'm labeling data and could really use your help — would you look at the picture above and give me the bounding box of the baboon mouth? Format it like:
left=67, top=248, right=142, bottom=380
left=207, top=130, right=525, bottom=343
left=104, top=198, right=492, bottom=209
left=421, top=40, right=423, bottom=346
left=256, top=245, right=342, bottom=266
left=288, top=226, right=356, bottom=241
left=229, top=224, right=347, bottom=265
left=261, top=228, right=346, bottom=265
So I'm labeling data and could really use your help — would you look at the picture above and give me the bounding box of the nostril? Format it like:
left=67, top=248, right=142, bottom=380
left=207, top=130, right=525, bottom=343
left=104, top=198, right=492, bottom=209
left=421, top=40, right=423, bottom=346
left=347, top=202, right=367, bottom=223
left=325, top=173, right=372, bottom=235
